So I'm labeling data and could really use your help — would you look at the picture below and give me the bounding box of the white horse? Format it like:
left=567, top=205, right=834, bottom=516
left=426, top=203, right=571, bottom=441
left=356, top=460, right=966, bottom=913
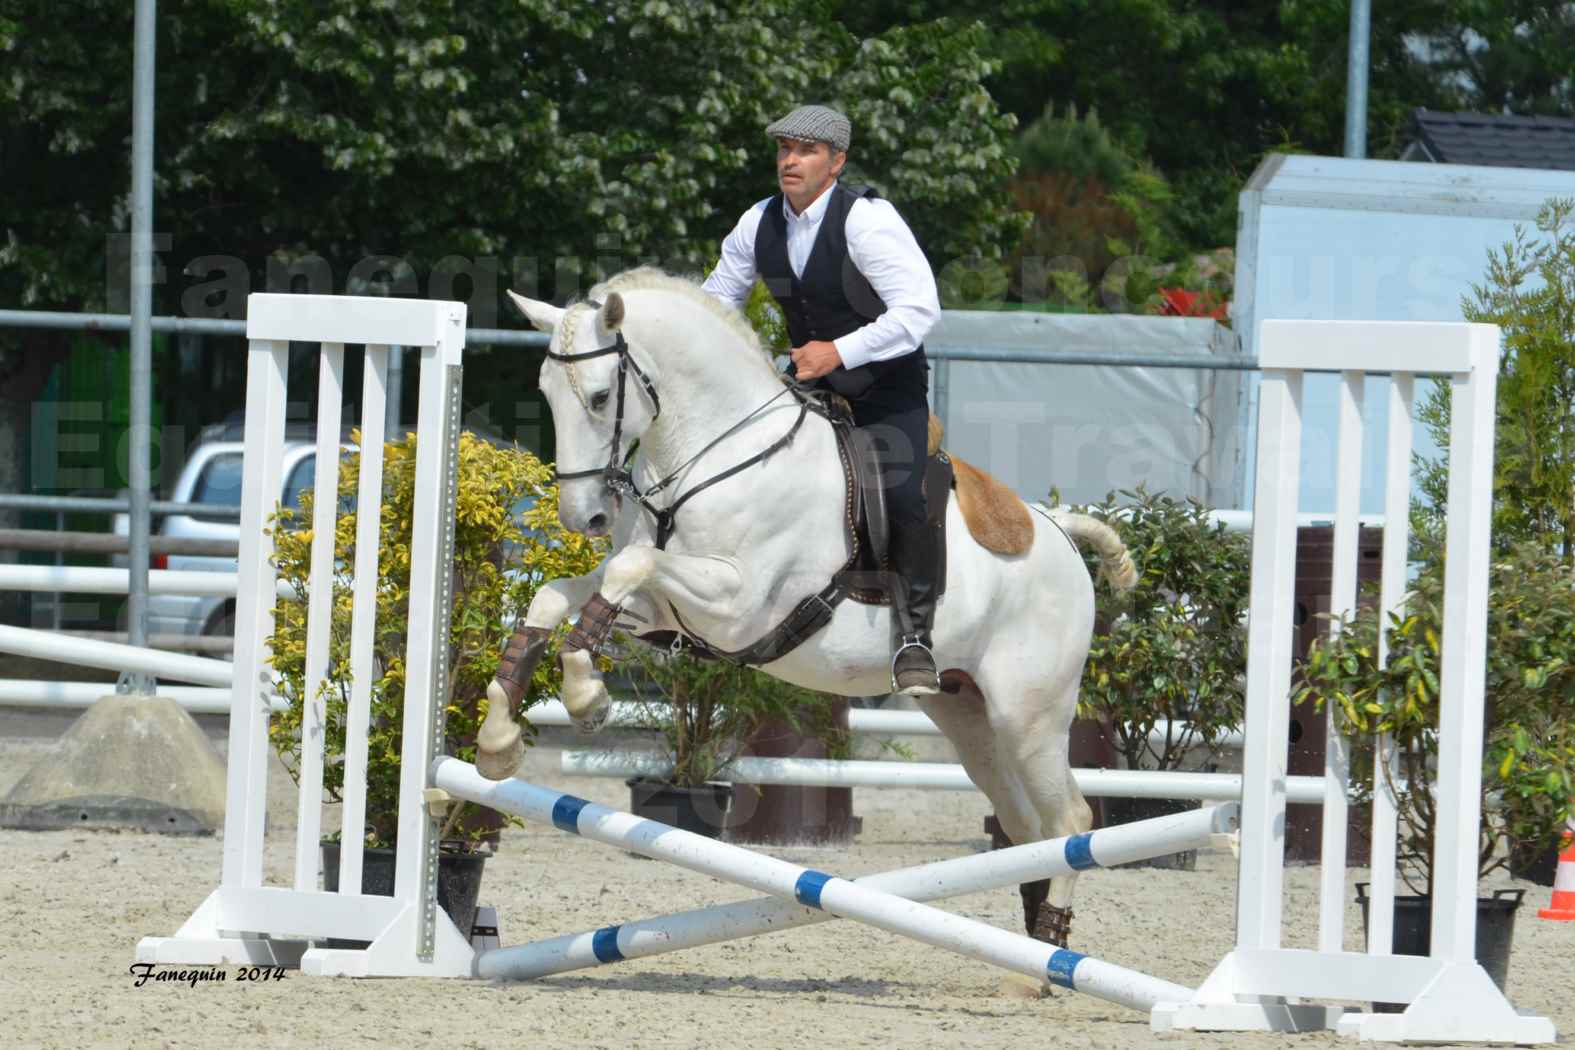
left=478, top=268, right=1136, bottom=945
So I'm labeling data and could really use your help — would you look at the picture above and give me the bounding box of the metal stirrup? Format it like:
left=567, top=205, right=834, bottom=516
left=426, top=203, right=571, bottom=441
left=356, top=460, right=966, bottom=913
left=890, top=635, right=937, bottom=687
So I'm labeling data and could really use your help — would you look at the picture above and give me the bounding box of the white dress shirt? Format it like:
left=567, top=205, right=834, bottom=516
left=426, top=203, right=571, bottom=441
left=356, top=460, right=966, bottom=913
left=701, top=182, right=941, bottom=371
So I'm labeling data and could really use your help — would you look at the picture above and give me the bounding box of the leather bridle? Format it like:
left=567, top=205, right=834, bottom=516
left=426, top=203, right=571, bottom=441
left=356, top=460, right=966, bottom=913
left=545, top=327, right=659, bottom=497
left=544, top=309, right=812, bottom=549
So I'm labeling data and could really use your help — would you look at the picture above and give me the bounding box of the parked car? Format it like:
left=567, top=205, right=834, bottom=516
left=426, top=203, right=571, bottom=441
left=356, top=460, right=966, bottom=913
left=115, top=428, right=541, bottom=649
left=113, top=438, right=329, bottom=645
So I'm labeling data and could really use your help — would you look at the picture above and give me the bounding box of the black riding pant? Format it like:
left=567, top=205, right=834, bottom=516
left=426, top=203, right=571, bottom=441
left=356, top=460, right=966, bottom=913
left=813, top=347, right=930, bottom=525
left=849, top=390, right=929, bottom=528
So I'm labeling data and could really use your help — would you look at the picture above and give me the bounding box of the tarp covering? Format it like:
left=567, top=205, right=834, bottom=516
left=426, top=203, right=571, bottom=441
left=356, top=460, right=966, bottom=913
left=1236, top=152, right=1575, bottom=512
left=927, top=310, right=1244, bottom=508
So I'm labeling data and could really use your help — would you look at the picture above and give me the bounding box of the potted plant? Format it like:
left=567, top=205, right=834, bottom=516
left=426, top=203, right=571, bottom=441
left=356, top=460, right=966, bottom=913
left=620, top=643, right=852, bottom=842
left=1298, top=541, right=1575, bottom=996
left=728, top=687, right=858, bottom=847
left=1071, top=486, right=1251, bottom=869
left=268, top=430, right=605, bottom=939
left=1435, top=197, right=1575, bottom=886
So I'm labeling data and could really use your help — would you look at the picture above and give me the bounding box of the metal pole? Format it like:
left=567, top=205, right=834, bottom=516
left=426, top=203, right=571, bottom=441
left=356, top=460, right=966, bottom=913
left=386, top=346, right=405, bottom=442
left=1344, top=0, right=1371, bottom=158
left=0, top=494, right=240, bottom=518
left=126, top=0, right=157, bottom=693
left=0, top=310, right=552, bottom=348
left=52, top=510, right=64, bottom=632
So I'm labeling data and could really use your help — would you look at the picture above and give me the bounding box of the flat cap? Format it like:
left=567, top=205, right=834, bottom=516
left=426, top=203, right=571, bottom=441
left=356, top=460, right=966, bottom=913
left=765, top=104, right=851, bottom=152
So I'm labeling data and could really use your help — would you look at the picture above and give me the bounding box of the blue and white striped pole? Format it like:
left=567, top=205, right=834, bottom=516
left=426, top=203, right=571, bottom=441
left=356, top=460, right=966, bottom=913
left=476, top=795, right=1234, bottom=982
left=432, top=758, right=1203, bottom=1012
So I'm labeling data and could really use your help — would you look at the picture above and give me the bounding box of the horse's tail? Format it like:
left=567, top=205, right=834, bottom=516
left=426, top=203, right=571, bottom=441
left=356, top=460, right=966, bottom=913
left=1049, top=511, right=1138, bottom=592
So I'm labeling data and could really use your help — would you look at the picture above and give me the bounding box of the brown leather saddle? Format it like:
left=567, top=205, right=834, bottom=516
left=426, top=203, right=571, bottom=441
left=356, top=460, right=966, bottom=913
left=833, top=398, right=953, bottom=606
left=640, top=390, right=952, bottom=664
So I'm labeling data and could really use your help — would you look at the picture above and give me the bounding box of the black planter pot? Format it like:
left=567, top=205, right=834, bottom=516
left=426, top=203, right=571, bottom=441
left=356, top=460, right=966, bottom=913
left=1103, top=796, right=1201, bottom=870
left=1356, top=883, right=1525, bottom=1013
left=320, top=841, right=489, bottom=949
left=1508, top=840, right=1560, bottom=887
left=727, top=704, right=860, bottom=846
left=627, top=778, right=732, bottom=839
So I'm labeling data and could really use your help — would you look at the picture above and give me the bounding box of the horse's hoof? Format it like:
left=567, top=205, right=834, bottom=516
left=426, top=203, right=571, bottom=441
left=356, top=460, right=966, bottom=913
left=998, top=976, right=1052, bottom=1000
left=574, top=702, right=611, bottom=735
left=475, top=726, right=524, bottom=781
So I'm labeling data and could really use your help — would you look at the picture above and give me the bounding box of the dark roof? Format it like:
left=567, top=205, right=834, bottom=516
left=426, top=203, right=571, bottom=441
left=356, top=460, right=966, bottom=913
left=1406, top=108, right=1575, bottom=171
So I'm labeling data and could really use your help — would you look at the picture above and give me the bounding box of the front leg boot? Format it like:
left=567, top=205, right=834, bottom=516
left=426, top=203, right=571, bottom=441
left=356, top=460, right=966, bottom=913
left=479, top=623, right=551, bottom=780
left=562, top=593, right=624, bottom=657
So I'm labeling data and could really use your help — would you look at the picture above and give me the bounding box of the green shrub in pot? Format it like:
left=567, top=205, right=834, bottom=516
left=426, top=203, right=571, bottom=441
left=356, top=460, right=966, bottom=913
left=1298, top=540, right=1575, bottom=896
left=267, top=431, right=607, bottom=851
left=620, top=644, right=850, bottom=790
left=1071, top=487, right=1251, bottom=772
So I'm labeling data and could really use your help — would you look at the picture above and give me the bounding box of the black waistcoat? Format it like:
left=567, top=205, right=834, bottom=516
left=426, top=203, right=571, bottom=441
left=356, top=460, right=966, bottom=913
left=753, top=183, right=927, bottom=404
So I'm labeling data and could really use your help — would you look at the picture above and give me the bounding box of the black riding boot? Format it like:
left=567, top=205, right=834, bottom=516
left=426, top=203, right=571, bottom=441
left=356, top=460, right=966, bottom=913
left=889, top=516, right=942, bottom=696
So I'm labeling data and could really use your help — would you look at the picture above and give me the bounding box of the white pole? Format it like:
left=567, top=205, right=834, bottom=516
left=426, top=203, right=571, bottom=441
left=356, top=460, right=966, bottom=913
left=528, top=702, right=1246, bottom=749
left=527, top=700, right=950, bottom=737
left=434, top=758, right=1194, bottom=1012
left=478, top=801, right=1237, bottom=980
left=558, top=750, right=1327, bottom=804
left=0, top=679, right=280, bottom=713
left=0, top=564, right=299, bottom=598
left=0, top=623, right=233, bottom=686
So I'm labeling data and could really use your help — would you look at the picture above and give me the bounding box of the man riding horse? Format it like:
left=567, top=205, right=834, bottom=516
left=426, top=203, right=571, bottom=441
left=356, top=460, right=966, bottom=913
left=701, top=103, right=943, bottom=697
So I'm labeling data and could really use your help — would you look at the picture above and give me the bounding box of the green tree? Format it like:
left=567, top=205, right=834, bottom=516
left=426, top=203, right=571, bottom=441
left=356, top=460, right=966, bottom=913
left=0, top=1, right=1022, bottom=315
left=836, top=0, right=1460, bottom=249
left=1415, top=199, right=1575, bottom=559
left=0, top=1, right=1023, bottom=505
left=1005, top=103, right=1176, bottom=308
left=1412, top=1, right=1575, bottom=114
left=833, top=19, right=1027, bottom=266
left=837, top=1, right=1575, bottom=253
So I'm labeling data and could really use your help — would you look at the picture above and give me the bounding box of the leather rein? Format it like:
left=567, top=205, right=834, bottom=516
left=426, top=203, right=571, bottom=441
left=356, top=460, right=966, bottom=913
left=545, top=319, right=814, bottom=550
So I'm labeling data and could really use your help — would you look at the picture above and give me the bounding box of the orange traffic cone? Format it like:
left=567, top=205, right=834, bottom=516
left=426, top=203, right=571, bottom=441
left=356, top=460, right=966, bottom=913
left=1539, top=824, right=1575, bottom=921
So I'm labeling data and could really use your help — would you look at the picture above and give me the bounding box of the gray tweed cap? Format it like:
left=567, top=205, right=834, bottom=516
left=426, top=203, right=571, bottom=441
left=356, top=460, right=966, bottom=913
left=765, top=104, right=851, bottom=152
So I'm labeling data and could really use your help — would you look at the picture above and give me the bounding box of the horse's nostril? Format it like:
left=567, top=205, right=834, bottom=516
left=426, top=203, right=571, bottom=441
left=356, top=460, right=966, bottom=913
left=588, top=513, right=609, bottom=533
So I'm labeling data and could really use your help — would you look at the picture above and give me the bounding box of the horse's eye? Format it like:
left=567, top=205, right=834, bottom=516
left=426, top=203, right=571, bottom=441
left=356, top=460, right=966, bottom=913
left=590, top=390, right=610, bottom=411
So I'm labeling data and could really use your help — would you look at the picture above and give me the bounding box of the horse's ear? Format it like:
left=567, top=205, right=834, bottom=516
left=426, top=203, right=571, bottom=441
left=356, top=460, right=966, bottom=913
left=506, top=289, right=564, bottom=332
left=600, top=292, right=625, bottom=332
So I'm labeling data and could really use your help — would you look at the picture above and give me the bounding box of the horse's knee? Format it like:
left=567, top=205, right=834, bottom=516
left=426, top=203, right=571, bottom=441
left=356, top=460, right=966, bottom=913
left=527, top=585, right=576, bottom=626
left=603, top=546, right=657, bottom=600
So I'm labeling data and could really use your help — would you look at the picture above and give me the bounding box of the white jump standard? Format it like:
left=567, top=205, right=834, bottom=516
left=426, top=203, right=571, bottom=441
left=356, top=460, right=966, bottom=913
left=433, top=757, right=1196, bottom=1011
left=137, top=294, right=478, bottom=977
left=1151, top=320, right=1556, bottom=1043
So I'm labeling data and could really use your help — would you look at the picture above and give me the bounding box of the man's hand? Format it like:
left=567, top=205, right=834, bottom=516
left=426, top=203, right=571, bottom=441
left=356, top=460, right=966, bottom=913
left=791, top=340, right=843, bottom=381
